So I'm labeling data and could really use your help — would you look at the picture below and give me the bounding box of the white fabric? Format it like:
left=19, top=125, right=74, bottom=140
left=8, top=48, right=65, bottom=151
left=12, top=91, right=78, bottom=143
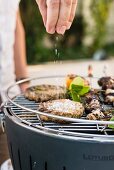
left=0, top=159, right=13, bottom=170
left=0, top=0, right=20, bottom=101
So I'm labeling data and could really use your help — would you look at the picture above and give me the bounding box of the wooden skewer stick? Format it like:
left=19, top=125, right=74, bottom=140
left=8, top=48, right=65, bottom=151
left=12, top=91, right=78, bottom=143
left=103, top=65, right=107, bottom=76
left=88, top=65, right=93, bottom=77
left=88, top=65, right=93, bottom=87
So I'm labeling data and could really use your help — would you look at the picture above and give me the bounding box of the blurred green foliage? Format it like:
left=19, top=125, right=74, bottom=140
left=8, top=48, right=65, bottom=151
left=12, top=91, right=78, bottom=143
left=90, top=0, right=113, bottom=52
left=20, top=0, right=53, bottom=64
left=20, top=0, right=114, bottom=64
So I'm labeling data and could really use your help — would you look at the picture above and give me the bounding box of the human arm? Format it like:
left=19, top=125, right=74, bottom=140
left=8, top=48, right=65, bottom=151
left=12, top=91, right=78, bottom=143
left=14, top=10, right=29, bottom=92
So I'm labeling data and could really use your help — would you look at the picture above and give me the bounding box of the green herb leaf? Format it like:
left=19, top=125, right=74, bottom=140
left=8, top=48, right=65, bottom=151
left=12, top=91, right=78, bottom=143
left=108, top=116, right=114, bottom=129
left=79, top=86, right=90, bottom=96
left=69, top=76, right=90, bottom=102
left=71, top=92, right=81, bottom=102
left=71, top=84, right=83, bottom=93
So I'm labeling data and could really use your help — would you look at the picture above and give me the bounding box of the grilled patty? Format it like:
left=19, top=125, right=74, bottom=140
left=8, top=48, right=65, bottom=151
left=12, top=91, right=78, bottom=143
left=24, top=84, right=66, bottom=102
left=38, top=99, right=84, bottom=122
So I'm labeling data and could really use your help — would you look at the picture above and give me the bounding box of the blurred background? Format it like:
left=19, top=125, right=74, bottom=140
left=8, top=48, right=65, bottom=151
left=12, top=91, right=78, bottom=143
left=20, top=0, right=114, bottom=64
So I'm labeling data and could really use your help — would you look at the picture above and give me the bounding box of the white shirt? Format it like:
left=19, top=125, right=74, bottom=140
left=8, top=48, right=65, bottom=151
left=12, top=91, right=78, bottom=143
left=0, top=0, right=20, bottom=101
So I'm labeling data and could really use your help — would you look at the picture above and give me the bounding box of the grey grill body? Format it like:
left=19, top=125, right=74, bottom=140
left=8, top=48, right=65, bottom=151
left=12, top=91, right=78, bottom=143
left=3, top=76, right=114, bottom=170
left=4, top=108, right=114, bottom=170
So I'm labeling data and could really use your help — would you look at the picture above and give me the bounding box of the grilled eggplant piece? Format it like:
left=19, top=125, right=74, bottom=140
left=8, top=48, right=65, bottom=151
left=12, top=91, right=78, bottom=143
left=85, top=99, right=101, bottom=112
left=98, top=77, right=114, bottom=90
left=83, top=89, right=101, bottom=113
left=87, top=109, right=113, bottom=121
left=103, top=110, right=113, bottom=120
left=83, top=89, right=99, bottom=103
left=38, top=99, right=84, bottom=122
left=105, top=96, right=114, bottom=103
left=105, top=89, right=114, bottom=95
left=87, top=109, right=105, bottom=120
left=104, top=89, right=114, bottom=103
left=25, top=85, right=66, bottom=102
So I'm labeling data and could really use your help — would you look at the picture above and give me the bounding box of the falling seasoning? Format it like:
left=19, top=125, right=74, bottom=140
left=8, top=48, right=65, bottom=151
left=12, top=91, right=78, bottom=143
left=54, top=34, right=63, bottom=98
left=54, top=35, right=62, bottom=64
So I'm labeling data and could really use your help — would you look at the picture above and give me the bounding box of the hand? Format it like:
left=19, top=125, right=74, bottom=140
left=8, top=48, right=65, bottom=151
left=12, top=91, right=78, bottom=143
left=19, top=82, right=29, bottom=93
left=36, top=0, right=77, bottom=35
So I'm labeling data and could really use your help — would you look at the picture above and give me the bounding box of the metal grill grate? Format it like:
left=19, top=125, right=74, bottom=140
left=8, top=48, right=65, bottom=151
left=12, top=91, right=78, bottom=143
left=7, top=94, right=114, bottom=138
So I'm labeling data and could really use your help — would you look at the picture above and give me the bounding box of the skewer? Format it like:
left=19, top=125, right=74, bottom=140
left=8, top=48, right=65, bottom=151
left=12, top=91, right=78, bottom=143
left=88, top=65, right=93, bottom=77
left=88, top=65, right=93, bottom=87
left=103, top=65, right=107, bottom=76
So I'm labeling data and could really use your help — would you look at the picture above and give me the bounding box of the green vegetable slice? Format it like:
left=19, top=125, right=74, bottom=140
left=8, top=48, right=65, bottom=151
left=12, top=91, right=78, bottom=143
left=69, top=76, right=90, bottom=102
left=69, top=77, right=84, bottom=89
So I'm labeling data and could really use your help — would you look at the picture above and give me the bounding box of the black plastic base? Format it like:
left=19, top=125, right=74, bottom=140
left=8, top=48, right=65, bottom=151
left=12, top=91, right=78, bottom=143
left=5, top=112, right=114, bottom=170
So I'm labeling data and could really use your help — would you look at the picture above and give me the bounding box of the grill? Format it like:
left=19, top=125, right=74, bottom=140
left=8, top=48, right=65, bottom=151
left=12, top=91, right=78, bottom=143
left=3, top=76, right=114, bottom=170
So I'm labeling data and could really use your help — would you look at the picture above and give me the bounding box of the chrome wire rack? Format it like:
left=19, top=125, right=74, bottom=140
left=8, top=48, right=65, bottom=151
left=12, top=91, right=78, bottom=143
left=5, top=76, right=114, bottom=139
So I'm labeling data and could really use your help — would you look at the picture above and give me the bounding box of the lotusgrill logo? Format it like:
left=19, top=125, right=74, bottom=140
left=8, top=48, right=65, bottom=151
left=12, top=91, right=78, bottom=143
left=83, top=154, right=114, bottom=161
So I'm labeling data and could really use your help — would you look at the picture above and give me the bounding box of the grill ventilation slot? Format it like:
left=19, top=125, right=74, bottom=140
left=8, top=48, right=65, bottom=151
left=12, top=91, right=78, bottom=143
left=45, top=162, right=48, bottom=170
left=18, top=149, right=22, bottom=170
left=63, top=166, right=66, bottom=170
left=9, top=143, right=16, bottom=170
left=29, top=155, right=33, bottom=170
